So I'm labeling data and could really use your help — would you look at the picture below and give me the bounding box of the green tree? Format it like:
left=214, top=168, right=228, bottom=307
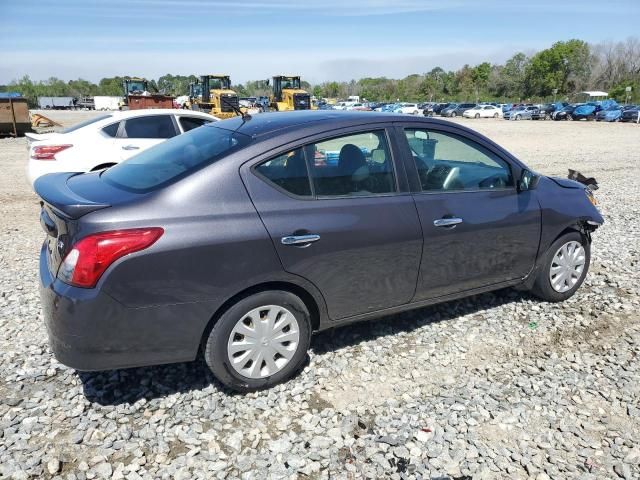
left=98, top=77, right=125, bottom=96
left=524, top=39, right=591, bottom=97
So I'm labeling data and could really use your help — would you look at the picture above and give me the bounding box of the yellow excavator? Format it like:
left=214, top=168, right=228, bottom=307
left=268, top=75, right=313, bottom=111
left=189, top=75, right=241, bottom=119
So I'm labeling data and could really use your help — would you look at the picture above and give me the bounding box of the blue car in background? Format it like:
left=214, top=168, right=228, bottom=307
left=572, top=103, right=602, bottom=121
left=595, top=105, right=623, bottom=122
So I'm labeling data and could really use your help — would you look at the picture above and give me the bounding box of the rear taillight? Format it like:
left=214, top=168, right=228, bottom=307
left=31, top=144, right=73, bottom=160
left=58, top=228, right=163, bottom=288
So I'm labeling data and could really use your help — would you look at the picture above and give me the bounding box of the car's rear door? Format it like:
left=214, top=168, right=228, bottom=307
left=114, top=114, right=179, bottom=161
left=242, top=126, right=423, bottom=320
left=396, top=122, right=541, bottom=301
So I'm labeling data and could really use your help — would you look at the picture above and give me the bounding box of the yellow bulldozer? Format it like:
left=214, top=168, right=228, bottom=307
left=188, top=75, right=242, bottom=119
left=268, top=75, right=313, bottom=111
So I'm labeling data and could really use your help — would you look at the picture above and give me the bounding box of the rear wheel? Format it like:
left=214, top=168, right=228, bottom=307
left=515, top=115, right=521, bottom=121
left=567, top=114, right=573, bottom=121
left=493, top=113, right=499, bottom=118
left=204, top=290, right=311, bottom=392
left=475, top=113, right=480, bottom=119
left=531, top=232, right=590, bottom=302
left=451, top=112, right=457, bottom=117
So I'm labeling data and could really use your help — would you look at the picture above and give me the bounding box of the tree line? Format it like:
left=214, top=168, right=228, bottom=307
left=2, top=38, right=639, bottom=105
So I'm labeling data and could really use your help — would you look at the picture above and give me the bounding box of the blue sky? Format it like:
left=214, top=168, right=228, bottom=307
left=1, top=0, right=639, bottom=84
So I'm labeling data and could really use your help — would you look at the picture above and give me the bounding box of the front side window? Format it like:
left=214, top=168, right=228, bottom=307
left=405, top=129, right=513, bottom=192
left=309, top=130, right=396, bottom=197
left=121, top=115, right=177, bottom=139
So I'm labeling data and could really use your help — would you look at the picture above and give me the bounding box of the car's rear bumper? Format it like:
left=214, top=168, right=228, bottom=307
left=39, top=243, right=206, bottom=371
left=26, top=159, right=63, bottom=187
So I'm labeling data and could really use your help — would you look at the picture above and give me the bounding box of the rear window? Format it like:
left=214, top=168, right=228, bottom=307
left=62, top=114, right=112, bottom=134
left=102, top=124, right=252, bottom=193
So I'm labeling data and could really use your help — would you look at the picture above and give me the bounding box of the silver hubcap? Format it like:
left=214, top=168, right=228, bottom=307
left=549, top=241, right=586, bottom=293
left=227, top=305, right=300, bottom=379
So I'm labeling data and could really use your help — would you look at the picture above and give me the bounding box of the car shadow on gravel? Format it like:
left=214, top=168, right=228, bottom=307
left=77, top=358, right=228, bottom=406
left=78, top=288, right=530, bottom=405
left=311, top=287, right=530, bottom=355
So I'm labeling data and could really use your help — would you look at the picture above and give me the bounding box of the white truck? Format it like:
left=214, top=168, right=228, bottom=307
left=93, top=96, right=122, bottom=111
left=37, top=97, right=75, bottom=110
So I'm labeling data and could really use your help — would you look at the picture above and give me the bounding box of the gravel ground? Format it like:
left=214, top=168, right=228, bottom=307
left=1, top=112, right=639, bottom=480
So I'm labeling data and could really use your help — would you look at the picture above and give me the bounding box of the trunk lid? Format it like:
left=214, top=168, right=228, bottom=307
left=35, top=171, right=142, bottom=276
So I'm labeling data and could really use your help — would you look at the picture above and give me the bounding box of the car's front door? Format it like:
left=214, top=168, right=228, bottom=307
left=398, top=125, right=541, bottom=301
left=242, top=127, right=423, bottom=320
left=115, top=115, right=179, bottom=161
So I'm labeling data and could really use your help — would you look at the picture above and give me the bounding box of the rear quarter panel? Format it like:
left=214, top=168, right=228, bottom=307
left=83, top=158, right=285, bottom=309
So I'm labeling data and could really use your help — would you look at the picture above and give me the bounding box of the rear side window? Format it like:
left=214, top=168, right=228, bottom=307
left=255, top=148, right=311, bottom=197
left=102, top=124, right=252, bottom=193
left=309, top=131, right=396, bottom=197
left=179, top=116, right=212, bottom=132
left=254, top=130, right=396, bottom=198
left=122, top=115, right=177, bottom=139
left=101, top=122, right=119, bottom=137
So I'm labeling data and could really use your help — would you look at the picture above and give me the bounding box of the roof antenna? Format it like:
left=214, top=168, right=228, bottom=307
left=221, top=96, right=251, bottom=121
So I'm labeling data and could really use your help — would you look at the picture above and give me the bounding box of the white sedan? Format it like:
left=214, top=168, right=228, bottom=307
left=26, top=109, right=218, bottom=186
left=463, top=105, right=503, bottom=119
left=394, top=103, right=421, bottom=115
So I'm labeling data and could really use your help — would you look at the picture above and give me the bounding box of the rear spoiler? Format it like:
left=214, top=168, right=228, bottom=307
left=34, top=172, right=110, bottom=219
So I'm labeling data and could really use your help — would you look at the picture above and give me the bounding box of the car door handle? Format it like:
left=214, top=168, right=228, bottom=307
left=122, top=145, right=140, bottom=150
left=281, top=234, right=321, bottom=246
left=433, top=217, right=463, bottom=228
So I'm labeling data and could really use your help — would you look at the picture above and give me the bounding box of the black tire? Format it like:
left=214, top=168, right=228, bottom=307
left=203, top=290, right=312, bottom=392
left=451, top=112, right=457, bottom=117
left=531, top=232, right=590, bottom=302
left=475, top=113, right=480, bottom=119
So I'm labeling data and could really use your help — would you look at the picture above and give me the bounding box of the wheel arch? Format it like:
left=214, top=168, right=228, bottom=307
left=199, top=281, right=323, bottom=353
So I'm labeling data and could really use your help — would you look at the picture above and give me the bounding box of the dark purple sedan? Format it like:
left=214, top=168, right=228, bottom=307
left=35, top=111, right=603, bottom=391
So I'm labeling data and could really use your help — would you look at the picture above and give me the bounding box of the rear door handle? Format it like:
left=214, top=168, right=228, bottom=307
left=281, top=234, right=321, bottom=246
left=433, top=217, right=463, bottom=228
left=122, top=145, right=140, bottom=150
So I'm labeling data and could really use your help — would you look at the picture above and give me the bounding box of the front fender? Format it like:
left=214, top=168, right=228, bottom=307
left=535, top=176, right=603, bottom=253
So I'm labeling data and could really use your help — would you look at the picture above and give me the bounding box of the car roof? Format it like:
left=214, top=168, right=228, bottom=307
left=107, top=109, right=216, bottom=120
left=212, top=110, right=473, bottom=139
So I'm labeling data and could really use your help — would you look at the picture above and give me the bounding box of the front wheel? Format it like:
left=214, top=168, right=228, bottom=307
left=451, top=112, right=457, bottom=117
left=475, top=113, right=480, bottom=119
left=203, top=290, right=311, bottom=392
left=531, top=232, right=590, bottom=302
left=493, top=113, right=499, bottom=118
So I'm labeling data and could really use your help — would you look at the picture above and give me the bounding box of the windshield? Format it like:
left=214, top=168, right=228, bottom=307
left=208, top=77, right=229, bottom=89
left=62, top=115, right=112, bottom=134
left=102, top=124, right=252, bottom=193
left=127, top=81, right=146, bottom=93
left=281, top=77, right=301, bottom=89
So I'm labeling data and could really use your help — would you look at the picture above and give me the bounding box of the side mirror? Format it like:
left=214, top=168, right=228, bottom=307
left=518, top=169, right=539, bottom=192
